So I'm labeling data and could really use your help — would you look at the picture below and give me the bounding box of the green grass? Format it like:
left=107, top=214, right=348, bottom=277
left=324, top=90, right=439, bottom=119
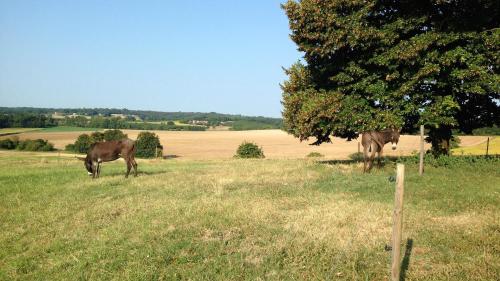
left=40, top=126, right=101, bottom=132
left=0, top=154, right=498, bottom=280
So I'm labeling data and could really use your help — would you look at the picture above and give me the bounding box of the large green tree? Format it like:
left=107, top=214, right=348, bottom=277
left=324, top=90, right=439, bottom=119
left=282, top=0, right=499, bottom=154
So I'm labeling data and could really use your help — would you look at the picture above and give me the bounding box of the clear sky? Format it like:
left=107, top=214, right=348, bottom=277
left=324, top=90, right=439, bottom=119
left=0, top=0, right=300, bottom=117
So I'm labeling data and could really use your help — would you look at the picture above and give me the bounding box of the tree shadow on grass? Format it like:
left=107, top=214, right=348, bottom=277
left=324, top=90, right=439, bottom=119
left=400, top=238, right=414, bottom=281
left=318, top=156, right=414, bottom=166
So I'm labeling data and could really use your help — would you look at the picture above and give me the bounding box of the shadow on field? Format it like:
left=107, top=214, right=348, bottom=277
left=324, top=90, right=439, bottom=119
left=400, top=238, right=414, bottom=281
left=102, top=169, right=169, bottom=177
left=163, top=154, right=180, bottom=159
left=318, top=156, right=407, bottom=166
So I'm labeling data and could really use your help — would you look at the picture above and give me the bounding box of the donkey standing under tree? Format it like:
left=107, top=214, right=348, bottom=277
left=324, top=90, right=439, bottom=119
left=77, top=139, right=138, bottom=178
left=361, top=128, right=400, bottom=172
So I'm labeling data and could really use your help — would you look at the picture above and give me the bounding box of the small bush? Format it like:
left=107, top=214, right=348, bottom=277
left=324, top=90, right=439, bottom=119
left=65, top=143, right=76, bottom=152
left=136, top=131, right=161, bottom=158
left=71, top=134, right=93, bottom=153
left=306, top=152, right=324, bottom=158
left=1, top=138, right=55, bottom=151
left=472, top=126, right=500, bottom=136
left=90, top=131, right=104, bottom=142
left=235, top=141, right=265, bottom=159
left=0, top=138, right=18, bottom=149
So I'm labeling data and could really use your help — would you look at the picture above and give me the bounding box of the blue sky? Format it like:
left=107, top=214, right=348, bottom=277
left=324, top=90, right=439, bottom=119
left=0, top=0, right=300, bottom=117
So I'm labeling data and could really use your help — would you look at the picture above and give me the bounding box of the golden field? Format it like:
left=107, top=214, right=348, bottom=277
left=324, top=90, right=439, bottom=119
left=5, top=129, right=494, bottom=159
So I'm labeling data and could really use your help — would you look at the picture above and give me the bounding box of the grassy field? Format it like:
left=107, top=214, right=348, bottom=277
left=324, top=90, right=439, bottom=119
left=0, top=153, right=498, bottom=280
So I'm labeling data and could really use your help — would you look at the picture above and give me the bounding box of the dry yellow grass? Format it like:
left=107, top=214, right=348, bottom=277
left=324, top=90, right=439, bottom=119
left=8, top=129, right=491, bottom=160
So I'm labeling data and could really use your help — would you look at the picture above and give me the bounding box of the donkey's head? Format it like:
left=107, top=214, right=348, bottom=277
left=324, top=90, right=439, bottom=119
left=76, top=156, right=93, bottom=176
left=390, top=128, right=401, bottom=150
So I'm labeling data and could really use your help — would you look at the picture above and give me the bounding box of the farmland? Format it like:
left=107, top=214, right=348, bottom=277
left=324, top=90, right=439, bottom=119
left=4, top=129, right=495, bottom=160
left=0, top=152, right=498, bottom=280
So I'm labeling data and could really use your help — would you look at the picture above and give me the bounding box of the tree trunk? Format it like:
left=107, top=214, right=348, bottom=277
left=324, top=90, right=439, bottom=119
left=426, top=126, right=452, bottom=156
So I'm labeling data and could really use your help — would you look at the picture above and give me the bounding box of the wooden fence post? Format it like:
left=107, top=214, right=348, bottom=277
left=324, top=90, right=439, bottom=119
left=391, top=164, right=405, bottom=281
left=419, top=125, right=424, bottom=176
left=486, top=137, right=490, bottom=156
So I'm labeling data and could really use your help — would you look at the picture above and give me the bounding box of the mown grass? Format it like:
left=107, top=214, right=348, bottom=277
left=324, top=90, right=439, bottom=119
left=0, top=154, right=498, bottom=280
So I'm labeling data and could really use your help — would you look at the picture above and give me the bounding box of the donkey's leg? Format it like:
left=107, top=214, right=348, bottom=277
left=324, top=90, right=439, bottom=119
left=98, top=162, right=103, bottom=178
left=368, top=144, right=377, bottom=172
left=92, top=162, right=98, bottom=179
left=378, top=148, right=384, bottom=168
left=132, top=158, right=138, bottom=177
left=363, top=146, right=369, bottom=173
left=125, top=159, right=132, bottom=178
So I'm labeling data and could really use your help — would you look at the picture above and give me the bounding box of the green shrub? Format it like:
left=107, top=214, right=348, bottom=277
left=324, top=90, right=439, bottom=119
left=235, top=141, right=265, bottom=159
left=472, top=126, right=500, bottom=136
left=90, top=131, right=104, bottom=143
left=103, top=129, right=127, bottom=141
left=65, top=143, right=76, bottom=152
left=306, top=152, right=324, bottom=158
left=66, top=130, right=128, bottom=153
left=0, top=138, right=18, bottom=150
left=16, top=139, right=55, bottom=151
left=450, top=136, right=461, bottom=149
left=135, top=131, right=161, bottom=158
left=72, top=134, right=92, bottom=153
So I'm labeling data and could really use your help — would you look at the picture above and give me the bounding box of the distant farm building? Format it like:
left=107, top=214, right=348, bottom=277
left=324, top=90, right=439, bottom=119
left=188, top=120, right=209, bottom=125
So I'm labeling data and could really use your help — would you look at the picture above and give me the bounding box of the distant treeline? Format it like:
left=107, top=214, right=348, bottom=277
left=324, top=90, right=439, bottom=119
left=0, top=107, right=283, bottom=125
left=61, top=116, right=206, bottom=131
left=0, top=113, right=205, bottom=131
left=0, top=113, right=57, bottom=128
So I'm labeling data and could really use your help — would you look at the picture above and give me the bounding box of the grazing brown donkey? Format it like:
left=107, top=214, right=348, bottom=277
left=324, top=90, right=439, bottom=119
left=361, top=128, right=400, bottom=172
left=77, top=139, right=138, bottom=178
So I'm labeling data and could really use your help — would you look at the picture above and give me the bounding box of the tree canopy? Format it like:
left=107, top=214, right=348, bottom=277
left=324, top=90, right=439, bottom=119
left=281, top=0, right=499, bottom=153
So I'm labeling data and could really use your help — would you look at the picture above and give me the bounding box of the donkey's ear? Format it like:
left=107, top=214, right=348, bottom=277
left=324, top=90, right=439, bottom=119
left=75, top=156, right=86, bottom=161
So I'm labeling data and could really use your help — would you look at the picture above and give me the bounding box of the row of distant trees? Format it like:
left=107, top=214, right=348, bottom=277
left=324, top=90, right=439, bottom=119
left=0, top=107, right=283, bottom=128
left=61, top=116, right=206, bottom=131
left=0, top=113, right=57, bottom=128
left=0, top=112, right=282, bottom=131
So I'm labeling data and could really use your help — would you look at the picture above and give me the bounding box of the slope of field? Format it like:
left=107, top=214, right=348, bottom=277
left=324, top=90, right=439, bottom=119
left=0, top=154, right=498, bottom=280
left=8, top=129, right=492, bottom=160
left=452, top=137, right=499, bottom=155
left=0, top=128, right=40, bottom=136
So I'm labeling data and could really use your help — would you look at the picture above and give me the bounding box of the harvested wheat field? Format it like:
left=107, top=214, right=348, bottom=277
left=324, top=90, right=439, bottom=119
left=9, top=129, right=493, bottom=159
